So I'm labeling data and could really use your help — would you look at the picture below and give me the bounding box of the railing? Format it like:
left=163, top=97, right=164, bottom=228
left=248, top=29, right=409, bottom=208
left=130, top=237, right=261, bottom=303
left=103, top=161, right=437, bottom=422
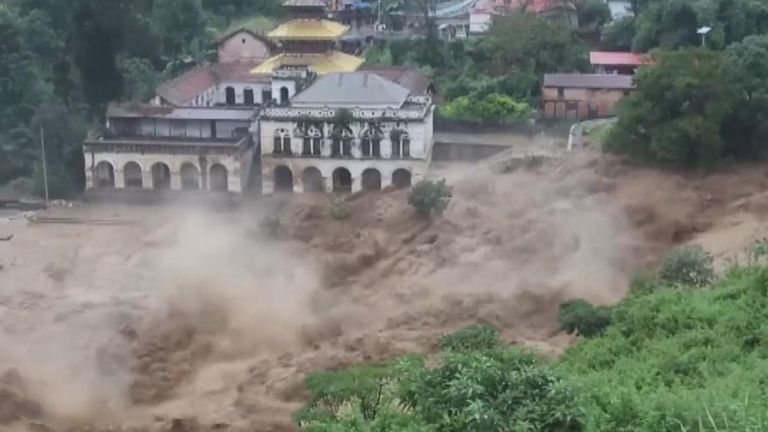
left=262, top=104, right=430, bottom=120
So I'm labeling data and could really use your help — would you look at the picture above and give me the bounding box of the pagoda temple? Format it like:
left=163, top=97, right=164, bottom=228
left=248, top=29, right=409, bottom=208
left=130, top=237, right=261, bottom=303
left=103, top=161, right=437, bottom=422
left=251, top=0, right=364, bottom=76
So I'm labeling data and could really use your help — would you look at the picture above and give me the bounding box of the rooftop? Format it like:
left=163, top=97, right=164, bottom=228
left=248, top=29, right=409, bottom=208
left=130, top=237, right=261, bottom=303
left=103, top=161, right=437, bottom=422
left=543, top=73, right=634, bottom=90
left=291, top=72, right=411, bottom=107
left=267, top=20, right=349, bottom=40
left=359, top=66, right=433, bottom=95
left=107, top=104, right=257, bottom=121
left=250, top=51, right=364, bottom=75
left=155, top=63, right=270, bottom=106
left=590, top=51, right=649, bottom=66
left=283, top=0, right=328, bottom=6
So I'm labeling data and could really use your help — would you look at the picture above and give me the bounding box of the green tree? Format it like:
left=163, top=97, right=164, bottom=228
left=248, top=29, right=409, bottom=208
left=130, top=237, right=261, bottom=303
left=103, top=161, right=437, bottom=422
left=606, top=49, right=733, bottom=168
left=153, top=0, right=209, bottom=59
left=408, top=179, right=452, bottom=217
left=576, top=0, right=612, bottom=30
left=721, top=34, right=768, bottom=158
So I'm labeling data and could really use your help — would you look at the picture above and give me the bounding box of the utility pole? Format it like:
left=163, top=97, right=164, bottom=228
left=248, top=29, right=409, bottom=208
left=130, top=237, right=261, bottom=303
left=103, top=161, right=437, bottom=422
left=39, top=127, right=50, bottom=206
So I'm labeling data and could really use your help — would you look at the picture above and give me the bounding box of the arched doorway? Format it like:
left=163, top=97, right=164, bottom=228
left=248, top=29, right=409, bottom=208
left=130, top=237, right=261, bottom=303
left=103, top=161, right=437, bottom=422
left=302, top=167, right=324, bottom=193
left=210, top=164, right=229, bottom=192
left=332, top=167, right=352, bottom=193
left=392, top=169, right=412, bottom=188
left=95, top=161, right=115, bottom=188
left=225, top=87, right=236, bottom=105
left=274, top=165, right=293, bottom=192
left=279, top=87, right=289, bottom=104
left=151, top=162, right=171, bottom=190
left=361, top=168, right=382, bottom=191
left=123, top=162, right=143, bottom=188
left=180, top=163, right=200, bottom=190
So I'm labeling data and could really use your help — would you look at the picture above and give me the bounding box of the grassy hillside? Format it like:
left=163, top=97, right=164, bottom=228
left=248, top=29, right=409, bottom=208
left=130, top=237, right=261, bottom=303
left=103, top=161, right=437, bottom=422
left=295, top=252, right=768, bottom=431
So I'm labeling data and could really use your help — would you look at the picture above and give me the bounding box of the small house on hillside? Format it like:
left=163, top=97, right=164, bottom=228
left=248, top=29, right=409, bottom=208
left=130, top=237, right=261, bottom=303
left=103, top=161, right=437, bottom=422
left=590, top=51, right=649, bottom=75
left=542, top=73, right=634, bottom=120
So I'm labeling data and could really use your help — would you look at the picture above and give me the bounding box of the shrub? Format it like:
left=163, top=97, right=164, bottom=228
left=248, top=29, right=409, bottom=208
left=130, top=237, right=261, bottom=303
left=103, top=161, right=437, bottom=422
left=628, top=271, right=659, bottom=296
left=327, top=195, right=351, bottom=220
left=658, top=245, right=715, bottom=288
left=440, top=93, right=531, bottom=125
left=408, top=179, right=452, bottom=217
left=438, top=324, right=500, bottom=353
left=558, top=300, right=612, bottom=337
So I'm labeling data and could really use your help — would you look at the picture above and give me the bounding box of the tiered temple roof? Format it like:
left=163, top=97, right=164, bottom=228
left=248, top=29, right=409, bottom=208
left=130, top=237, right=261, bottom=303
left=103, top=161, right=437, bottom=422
left=250, top=0, right=362, bottom=76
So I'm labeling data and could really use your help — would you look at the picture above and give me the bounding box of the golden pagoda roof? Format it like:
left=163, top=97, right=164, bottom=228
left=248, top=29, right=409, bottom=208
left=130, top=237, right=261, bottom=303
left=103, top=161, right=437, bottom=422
left=267, top=19, right=349, bottom=41
left=250, top=51, right=364, bottom=75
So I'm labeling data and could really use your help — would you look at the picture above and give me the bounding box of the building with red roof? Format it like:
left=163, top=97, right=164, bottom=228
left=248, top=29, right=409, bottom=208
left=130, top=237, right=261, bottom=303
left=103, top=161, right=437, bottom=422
left=470, top=0, right=577, bottom=33
left=590, top=51, right=650, bottom=75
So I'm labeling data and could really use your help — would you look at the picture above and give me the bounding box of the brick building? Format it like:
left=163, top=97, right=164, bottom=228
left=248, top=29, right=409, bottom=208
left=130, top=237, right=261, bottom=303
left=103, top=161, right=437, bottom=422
left=542, top=73, right=634, bottom=120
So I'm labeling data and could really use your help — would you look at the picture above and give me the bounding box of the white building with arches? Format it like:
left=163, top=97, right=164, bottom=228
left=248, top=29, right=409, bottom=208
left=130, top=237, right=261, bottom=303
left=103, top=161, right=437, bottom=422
left=83, top=105, right=255, bottom=193
left=259, top=72, right=435, bottom=194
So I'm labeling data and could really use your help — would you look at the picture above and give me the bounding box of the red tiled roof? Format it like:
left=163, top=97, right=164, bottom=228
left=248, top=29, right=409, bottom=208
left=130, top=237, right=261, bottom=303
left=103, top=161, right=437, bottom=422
left=155, top=63, right=270, bottom=106
left=590, top=51, right=649, bottom=66
left=358, top=66, right=433, bottom=95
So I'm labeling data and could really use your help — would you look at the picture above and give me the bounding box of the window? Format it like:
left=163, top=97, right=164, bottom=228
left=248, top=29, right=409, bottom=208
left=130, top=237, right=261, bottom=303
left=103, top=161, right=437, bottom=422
left=302, top=126, right=322, bottom=156
left=361, top=128, right=381, bottom=158
left=332, top=128, right=353, bottom=157
left=557, top=87, right=565, bottom=98
left=274, top=129, right=291, bottom=154
left=242, top=38, right=246, bottom=44
left=392, top=131, right=410, bottom=159
left=225, top=87, right=236, bottom=105
left=244, top=88, right=254, bottom=105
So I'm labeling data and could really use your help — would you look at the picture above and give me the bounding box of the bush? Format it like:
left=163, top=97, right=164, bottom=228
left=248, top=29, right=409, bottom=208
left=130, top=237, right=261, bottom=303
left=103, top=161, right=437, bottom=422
left=658, top=245, right=715, bottom=288
left=558, top=300, right=613, bottom=337
left=438, top=324, right=500, bottom=353
left=440, top=93, right=531, bottom=125
left=327, top=195, right=351, bottom=220
left=408, top=179, right=452, bottom=217
left=628, top=271, right=659, bottom=296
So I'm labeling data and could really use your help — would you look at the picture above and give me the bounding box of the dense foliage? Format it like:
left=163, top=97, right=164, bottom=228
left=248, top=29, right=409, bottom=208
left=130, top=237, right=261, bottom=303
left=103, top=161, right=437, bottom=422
left=296, top=248, right=768, bottom=431
left=408, top=179, right=453, bottom=217
left=0, top=0, right=280, bottom=196
left=607, top=39, right=768, bottom=168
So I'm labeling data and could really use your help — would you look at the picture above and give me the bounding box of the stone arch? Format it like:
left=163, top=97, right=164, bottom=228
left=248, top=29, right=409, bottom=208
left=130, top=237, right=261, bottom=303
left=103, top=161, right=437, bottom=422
left=123, top=161, right=143, bottom=188
left=302, top=167, right=324, bottom=193
left=392, top=169, right=412, bottom=188
left=279, top=87, right=289, bottom=104
left=95, top=161, right=115, bottom=188
left=225, top=86, right=236, bottom=105
left=361, top=168, right=382, bottom=191
left=210, top=164, right=229, bottom=192
left=180, top=163, right=201, bottom=190
left=273, top=128, right=291, bottom=154
left=151, top=162, right=171, bottom=190
left=332, top=167, right=352, bottom=193
left=274, top=165, right=294, bottom=192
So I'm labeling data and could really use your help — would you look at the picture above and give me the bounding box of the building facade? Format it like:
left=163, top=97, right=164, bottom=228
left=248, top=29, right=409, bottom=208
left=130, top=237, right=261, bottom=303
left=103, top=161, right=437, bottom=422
left=82, top=0, right=435, bottom=196
left=542, top=73, right=634, bottom=120
left=260, top=72, right=434, bottom=193
left=83, top=106, right=255, bottom=193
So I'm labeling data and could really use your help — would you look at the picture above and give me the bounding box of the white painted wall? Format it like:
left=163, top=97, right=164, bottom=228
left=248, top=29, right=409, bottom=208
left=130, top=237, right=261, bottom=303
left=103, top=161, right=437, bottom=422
left=258, top=114, right=434, bottom=194
left=606, top=0, right=633, bottom=19
left=215, top=82, right=271, bottom=105
left=469, top=12, right=492, bottom=34
left=83, top=150, right=245, bottom=193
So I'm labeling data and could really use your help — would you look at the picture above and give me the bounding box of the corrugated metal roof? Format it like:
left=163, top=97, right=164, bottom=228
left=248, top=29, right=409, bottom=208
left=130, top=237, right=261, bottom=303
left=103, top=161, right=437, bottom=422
left=250, top=51, right=364, bottom=75
left=590, top=51, right=649, bottom=66
left=107, top=104, right=256, bottom=120
left=267, top=20, right=349, bottom=40
left=291, top=72, right=410, bottom=106
left=543, top=73, right=634, bottom=90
